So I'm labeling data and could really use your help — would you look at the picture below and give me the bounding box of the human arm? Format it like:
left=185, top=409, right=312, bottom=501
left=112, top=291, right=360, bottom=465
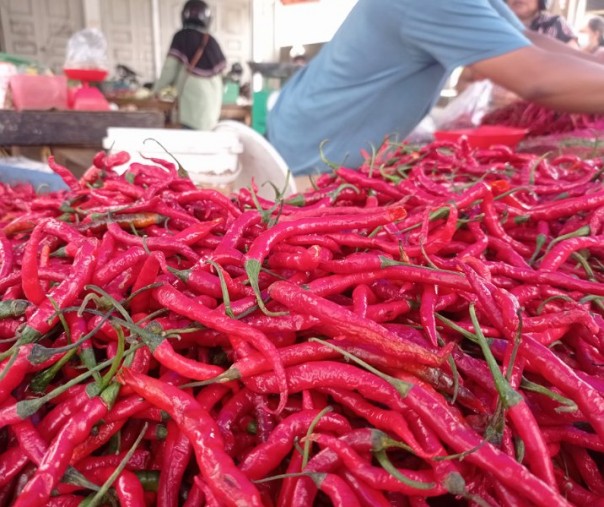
left=152, top=56, right=181, bottom=94
left=468, top=38, right=604, bottom=113
left=455, top=67, right=482, bottom=94
left=525, top=30, right=588, bottom=60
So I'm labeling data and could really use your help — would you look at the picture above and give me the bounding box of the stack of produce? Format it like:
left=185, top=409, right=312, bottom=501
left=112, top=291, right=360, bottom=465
left=0, top=140, right=602, bottom=506
left=480, top=100, right=604, bottom=138
left=479, top=100, right=604, bottom=160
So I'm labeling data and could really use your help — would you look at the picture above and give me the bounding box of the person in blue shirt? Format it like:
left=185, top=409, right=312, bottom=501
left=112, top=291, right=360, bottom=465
left=267, top=0, right=604, bottom=176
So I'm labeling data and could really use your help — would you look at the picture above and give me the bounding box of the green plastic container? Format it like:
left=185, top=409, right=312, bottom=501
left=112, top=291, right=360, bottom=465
left=223, top=81, right=240, bottom=104
left=252, top=90, right=269, bottom=135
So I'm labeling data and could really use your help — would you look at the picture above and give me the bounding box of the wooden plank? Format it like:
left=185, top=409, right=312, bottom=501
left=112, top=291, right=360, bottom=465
left=0, top=110, right=165, bottom=147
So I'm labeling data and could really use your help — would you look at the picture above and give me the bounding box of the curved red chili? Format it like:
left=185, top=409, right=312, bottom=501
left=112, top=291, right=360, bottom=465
left=117, top=368, right=264, bottom=507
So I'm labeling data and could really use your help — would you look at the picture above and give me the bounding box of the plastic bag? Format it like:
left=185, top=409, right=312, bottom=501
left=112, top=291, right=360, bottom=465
left=64, top=28, right=108, bottom=70
left=433, top=79, right=493, bottom=131
left=405, top=114, right=436, bottom=144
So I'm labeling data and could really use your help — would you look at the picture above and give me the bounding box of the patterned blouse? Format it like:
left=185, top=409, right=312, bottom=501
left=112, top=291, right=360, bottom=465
left=529, top=12, right=578, bottom=43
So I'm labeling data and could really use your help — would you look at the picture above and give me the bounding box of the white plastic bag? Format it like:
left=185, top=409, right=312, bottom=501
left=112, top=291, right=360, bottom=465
left=65, top=28, right=108, bottom=70
left=406, top=114, right=436, bottom=143
left=433, top=79, right=493, bottom=131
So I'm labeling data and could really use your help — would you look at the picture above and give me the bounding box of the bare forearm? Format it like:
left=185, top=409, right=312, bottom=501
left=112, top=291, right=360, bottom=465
left=526, top=31, right=596, bottom=63
left=472, top=46, right=604, bottom=114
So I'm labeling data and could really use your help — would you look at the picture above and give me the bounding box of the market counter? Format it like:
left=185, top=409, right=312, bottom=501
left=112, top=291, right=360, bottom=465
left=0, top=109, right=165, bottom=147
left=104, top=95, right=252, bottom=126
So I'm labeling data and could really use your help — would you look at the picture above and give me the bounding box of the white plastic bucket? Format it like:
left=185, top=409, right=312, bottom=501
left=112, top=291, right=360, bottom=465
left=103, top=128, right=243, bottom=190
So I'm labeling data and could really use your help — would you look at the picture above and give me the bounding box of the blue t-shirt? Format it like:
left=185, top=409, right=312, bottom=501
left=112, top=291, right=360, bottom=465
left=267, top=0, right=530, bottom=175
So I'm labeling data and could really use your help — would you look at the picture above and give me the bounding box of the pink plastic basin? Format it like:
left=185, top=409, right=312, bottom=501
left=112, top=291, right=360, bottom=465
left=9, top=75, right=68, bottom=111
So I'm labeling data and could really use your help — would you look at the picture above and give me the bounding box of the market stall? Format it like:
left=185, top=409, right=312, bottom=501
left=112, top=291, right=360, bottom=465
left=2, top=1, right=604, bottom=506
left=0, top=124, right=603, bottom=505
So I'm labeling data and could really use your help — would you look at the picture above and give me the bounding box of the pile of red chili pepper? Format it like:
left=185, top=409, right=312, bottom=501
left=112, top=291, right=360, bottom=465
left=481, top=99, right=604, bottom=138
left=0, top=139, right=603, bottom=507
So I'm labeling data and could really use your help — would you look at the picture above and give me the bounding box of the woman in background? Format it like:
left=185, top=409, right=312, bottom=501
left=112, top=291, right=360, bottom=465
left=581, top=16, right=604, bottom=63
left=153, top=0, right=226, bottom=130
left=507, top=0, right=579, bottom=47
left=456, top=0, right=578, bottom=102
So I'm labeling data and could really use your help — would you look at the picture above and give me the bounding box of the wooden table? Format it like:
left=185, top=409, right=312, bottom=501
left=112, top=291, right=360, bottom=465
left=105, top=96, right=175, bottom=124
left=0, top=109, right=165, bottom=177
left=220, top=104, right=252, bottom=126
left=104, top=95, right=252, bottom=126
left=0, top=110, right=165, bottom=147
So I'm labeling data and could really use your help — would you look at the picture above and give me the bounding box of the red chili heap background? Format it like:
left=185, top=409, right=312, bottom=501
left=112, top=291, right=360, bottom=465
left=0, top=139, right=602, bottom=506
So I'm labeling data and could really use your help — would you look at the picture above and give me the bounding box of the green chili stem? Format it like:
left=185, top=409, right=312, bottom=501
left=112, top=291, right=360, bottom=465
left=520, top=378, right=578, bottom=413
left=468, top=305, right=522, bottom=409
left=207, top=260, right=235, bottom=318
left=309, top=338, right=412, bottom=397
left=374, top=449, right=436, bottom=490
left=82, top=422, right=149, bottom=507
left=301, top=406, right=333, bottom=470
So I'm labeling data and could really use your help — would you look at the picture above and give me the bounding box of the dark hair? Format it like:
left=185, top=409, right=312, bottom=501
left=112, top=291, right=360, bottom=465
left=538, top=0, right=551, bottom=10
left=505, top=0, right=551, bottom=11
left=181, top=0, right=212, bottom=29
left=588, top=16, right=604, bottom=47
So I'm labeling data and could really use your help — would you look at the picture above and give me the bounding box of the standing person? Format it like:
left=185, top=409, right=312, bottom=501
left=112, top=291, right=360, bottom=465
left=456, top=0, right=578, bottom=107
left=580, top=16, right=604, bottom=62
left=267, top=0, right=604, bottom=176
left=507, top=0, right=579, bottom=47
left=153, top=0, right=227, bottom=130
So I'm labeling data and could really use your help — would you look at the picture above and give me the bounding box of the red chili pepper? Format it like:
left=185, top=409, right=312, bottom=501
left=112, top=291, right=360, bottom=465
left=267, top=246, right=321, bottom=272
left=0, top=231, right=13, bottom=279
left=86, top=466, right=146, bottom=507
left=240, top=409, right=351, bottom=480
left=153, top=284, right=289, bottom=414
left=93, top=245, right=147, bottom=286
left=308, top=472, right=362, bottom=507
left=70, top=420, right=126, bottom=464
left=37, top=387, right=89, bottom=440
left=182, top=478, right=205, bottom=507
left=107, top=223, right=199, bottom=261
left=47, top=156, right=80, bottom=192
left=318, top=387, right=429, bottom=458
left=0, top=444, right=30, bottom=487
left=215, top=388, right=257, bottom=454
left=567, top=445, right=604, bottom=496
left=245, top=207, right=406, bottom=309
left=13, top=384, right=120, bottom=507
left=528, top=189, right=604, bottom=221
left=128, top=252, right=164, bottom=315
left=539, top=235, right=604, bottom=272
left=336, top=167, right=404, bottom=199
left=487, top=261, right=604, bottom=296
left=21, top=224, right=47, bottom=305
left=75, top=449, right=150, bottom=472
left=246, top=361, right=571, bottom=507
left=178, top=189, right=242, bottom=217
left=117, top=368, right=264, bottom=507
left=45, top=495, right=86, bottom=507
left=136, top=322, right=224, bottom=381
left=268, top=280, right=442, bottom=367
left=275, top=446, right=303, bottom=507
left=0, top=343, right=62, bottom=405
left=157, top=419, right=192, bottom=507
left=518, top=335, right=604, bottom=443
left=171, top=262, right=250, bottom=299
left=342, top=471, right=392, bottom=507
left=19, top=238, right=98, bottom=344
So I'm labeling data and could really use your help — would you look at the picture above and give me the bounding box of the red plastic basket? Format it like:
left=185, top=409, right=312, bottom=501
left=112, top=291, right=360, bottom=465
left=63, top=68, right=108, bottom=83
left=434, top=125, right=528, bottom=149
